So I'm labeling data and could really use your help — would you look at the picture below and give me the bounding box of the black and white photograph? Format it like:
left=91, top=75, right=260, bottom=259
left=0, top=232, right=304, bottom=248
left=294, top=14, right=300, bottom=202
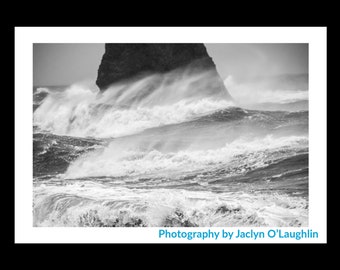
left=32, top=42, right=310, bottom=227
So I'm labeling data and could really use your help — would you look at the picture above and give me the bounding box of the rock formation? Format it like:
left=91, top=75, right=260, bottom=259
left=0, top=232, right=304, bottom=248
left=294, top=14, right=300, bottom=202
left=96, top=43, right=230, bottom=99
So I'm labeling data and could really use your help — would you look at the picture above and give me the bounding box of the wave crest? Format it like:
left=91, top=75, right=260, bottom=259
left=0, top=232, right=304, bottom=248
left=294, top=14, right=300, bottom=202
left=33, top=184, right=308, bottom=227
left=65, top=135, right=308, bottom=179
left=34, top=72, right=233, bottom=138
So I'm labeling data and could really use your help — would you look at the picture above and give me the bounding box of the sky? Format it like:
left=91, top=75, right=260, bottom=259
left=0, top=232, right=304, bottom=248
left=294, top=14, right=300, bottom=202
left=33, top=44, right=104, bottom=86
left=33, top=43, right=308, bottom=86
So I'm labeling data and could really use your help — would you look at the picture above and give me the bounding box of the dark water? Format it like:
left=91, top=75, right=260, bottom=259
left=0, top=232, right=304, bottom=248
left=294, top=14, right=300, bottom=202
left=33, top=77, right=308, bottom=227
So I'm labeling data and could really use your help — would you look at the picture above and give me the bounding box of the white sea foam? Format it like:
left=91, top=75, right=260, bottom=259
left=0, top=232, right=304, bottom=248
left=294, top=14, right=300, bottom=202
left=33, top=182, right=308, bottom=227
left=34, top=71, right=233, bottom=138
left=33, top=71, right=309, bottom=228
left=64, top=135, right=308, bottom=179
left=35, top=87, right=51, bottom=94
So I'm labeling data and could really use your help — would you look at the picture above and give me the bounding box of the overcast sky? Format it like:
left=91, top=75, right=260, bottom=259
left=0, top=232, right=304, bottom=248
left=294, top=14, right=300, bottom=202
left=33, top=43, right=308, bottom=86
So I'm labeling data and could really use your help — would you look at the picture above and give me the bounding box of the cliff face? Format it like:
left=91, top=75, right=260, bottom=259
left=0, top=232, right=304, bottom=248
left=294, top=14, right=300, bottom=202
left=96, top=43, right=230, bottom=98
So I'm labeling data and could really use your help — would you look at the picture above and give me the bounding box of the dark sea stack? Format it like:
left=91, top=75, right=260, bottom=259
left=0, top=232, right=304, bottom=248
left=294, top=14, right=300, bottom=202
left=96, top=43, right=230, bottom=98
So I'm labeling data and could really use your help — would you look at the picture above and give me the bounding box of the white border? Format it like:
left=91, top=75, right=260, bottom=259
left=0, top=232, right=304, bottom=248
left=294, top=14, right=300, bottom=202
left=15, top=27, right=327, bottom=243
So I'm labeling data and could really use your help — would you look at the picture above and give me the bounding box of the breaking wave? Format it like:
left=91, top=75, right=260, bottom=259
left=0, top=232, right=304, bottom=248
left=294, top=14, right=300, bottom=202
left=33, top=184, right=308, bottom=227
left=33, top=69, right=309, bottom=227
left=34, top=71, right=233, bottom=138
left=65, top=135, right=307, bottom=179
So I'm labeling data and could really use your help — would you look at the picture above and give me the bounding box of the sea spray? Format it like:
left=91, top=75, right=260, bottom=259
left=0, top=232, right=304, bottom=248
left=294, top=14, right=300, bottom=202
left=33, top=68, right=309, bottom=228
left=65, top=135, right=308, bottom=179
left=33, top=184, right=308, bottom=227
left=34, top=70, right=233, bottom=138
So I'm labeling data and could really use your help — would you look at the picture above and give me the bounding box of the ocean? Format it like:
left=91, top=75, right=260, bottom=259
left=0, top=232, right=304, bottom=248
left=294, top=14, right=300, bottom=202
left=33, top=72, right=308, bottom=227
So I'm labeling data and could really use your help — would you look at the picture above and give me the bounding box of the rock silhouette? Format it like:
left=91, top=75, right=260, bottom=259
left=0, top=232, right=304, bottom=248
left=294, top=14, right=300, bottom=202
left=96, top=43, right=230, bottom=99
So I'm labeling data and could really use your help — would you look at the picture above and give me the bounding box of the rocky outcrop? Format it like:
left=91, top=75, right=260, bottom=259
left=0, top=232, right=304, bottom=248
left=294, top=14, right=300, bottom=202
left=96, top=43, right=230, bottom=99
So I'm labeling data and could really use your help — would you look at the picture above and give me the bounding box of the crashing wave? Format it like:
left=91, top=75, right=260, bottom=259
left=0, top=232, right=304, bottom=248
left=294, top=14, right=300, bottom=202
left=34, top=71, right=233, bottom=138
left=33, top=184, right=308, bottom=227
